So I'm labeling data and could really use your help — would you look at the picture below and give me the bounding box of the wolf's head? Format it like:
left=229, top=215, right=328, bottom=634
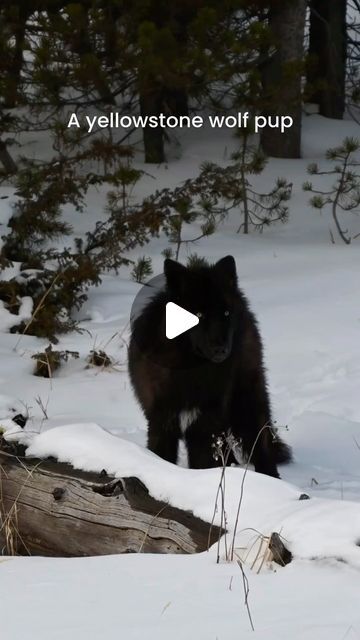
left=164, top=256, right=239, bottom=363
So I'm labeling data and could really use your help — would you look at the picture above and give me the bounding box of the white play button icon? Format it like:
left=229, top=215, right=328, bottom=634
left=165, top=302, right=199, bottom=339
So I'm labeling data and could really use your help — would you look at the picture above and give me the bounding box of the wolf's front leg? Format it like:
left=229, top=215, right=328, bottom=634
left=230, top=375, right=280, bottom=478
left=146, top=407, right=181, bottom=464
left=185, top=413, right=223, bottom=469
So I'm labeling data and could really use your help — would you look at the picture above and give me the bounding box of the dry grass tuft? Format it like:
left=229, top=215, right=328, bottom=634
left=87, top=349, right=113, bottom=369
left=32, top=345, right=79, bottom=378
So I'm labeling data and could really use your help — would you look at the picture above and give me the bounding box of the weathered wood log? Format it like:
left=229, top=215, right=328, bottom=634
left=0, top=438, right=222, bottom=557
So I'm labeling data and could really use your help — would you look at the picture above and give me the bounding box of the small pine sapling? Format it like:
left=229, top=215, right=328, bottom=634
left=186, top=254, right=209, bottom=269
left=154, top=133, right=291, bottom=261
left=156, top=183, right=223, bottom=261
left=0, top=159, right=164, bottom=341
left=236, top=131, right=291, bottom=233
left=303, top=137, right=360, bottom=244
left=199, top=130, right=292, bottom=234
left=131, top=256, right=153, bottom=283
left=163, top=203, right=217, bottom=261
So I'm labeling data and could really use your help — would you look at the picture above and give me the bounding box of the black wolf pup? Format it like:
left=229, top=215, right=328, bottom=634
left=128, top=256, right=291, bottom=478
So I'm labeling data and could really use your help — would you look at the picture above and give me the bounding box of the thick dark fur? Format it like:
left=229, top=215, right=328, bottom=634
left=129, top=256, right=292, bottom=478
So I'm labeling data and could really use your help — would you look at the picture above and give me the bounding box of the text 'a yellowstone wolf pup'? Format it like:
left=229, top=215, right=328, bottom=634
left=129, top=255, right=291, bottom=478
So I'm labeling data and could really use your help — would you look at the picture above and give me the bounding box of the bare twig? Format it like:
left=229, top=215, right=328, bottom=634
left=237, top=559, right=255, bottom=631
left=34, top=395, right=49, bottom=421
left=138, top=502, right=169, bottom=553
left=13, top=272, right=61, bottom=351
left=230, top=423, right=275, bottom=561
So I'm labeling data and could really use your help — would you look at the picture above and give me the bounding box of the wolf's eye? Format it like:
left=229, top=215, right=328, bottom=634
left=224, top=310, right=230, bottom=317
left=196, top=312, right=203, bottom=319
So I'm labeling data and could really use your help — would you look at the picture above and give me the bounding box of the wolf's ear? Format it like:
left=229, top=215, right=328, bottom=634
left=214, top=255, right=237, bottom=287
left=164, top=259, right=187, bottom=292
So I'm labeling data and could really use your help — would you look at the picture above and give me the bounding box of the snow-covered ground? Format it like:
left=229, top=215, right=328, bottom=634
left=0, top=115, right=360, bottom=639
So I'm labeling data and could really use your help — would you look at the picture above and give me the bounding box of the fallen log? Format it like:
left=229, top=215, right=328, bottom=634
left=0, top=437, right=222, bottom=557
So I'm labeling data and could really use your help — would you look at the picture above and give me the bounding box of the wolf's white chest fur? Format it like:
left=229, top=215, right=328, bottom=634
left=179, top=408, right=201, bottom=434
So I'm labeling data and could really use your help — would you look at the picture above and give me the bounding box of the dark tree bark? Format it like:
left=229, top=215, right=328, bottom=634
left=164, top=87, right=189, bottom=117
left=307, top=0, right=347, bottom=119
left=139, top=86, right=189, bottom=163
left=2, top=5, right=30, bottom=108
left=0, top=140, right=17, bottom=174
left=67, top=6, right=115, bottom=105
left=137, top=1, right=194, bottom=163
left=139, top=88, right=165, bottom=163
left=260, top=0, right=307, bottom=158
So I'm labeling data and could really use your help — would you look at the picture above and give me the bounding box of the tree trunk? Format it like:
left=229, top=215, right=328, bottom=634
left=0, top=438, right=222, bottom=556
left=3, top=5, right=29, bottom=108
left=260, top=0, right=307, bottom=158
left=307, top=0, right=346, bottom=119
left=139, top=88, right=165, bottom=163
left=68, top=6, right=115, bottom=105
left=164, top=87, right=189, bottom=117
left=0, top=140, right=17, bottom=174
left=139, top=86, right=189, bottom=163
